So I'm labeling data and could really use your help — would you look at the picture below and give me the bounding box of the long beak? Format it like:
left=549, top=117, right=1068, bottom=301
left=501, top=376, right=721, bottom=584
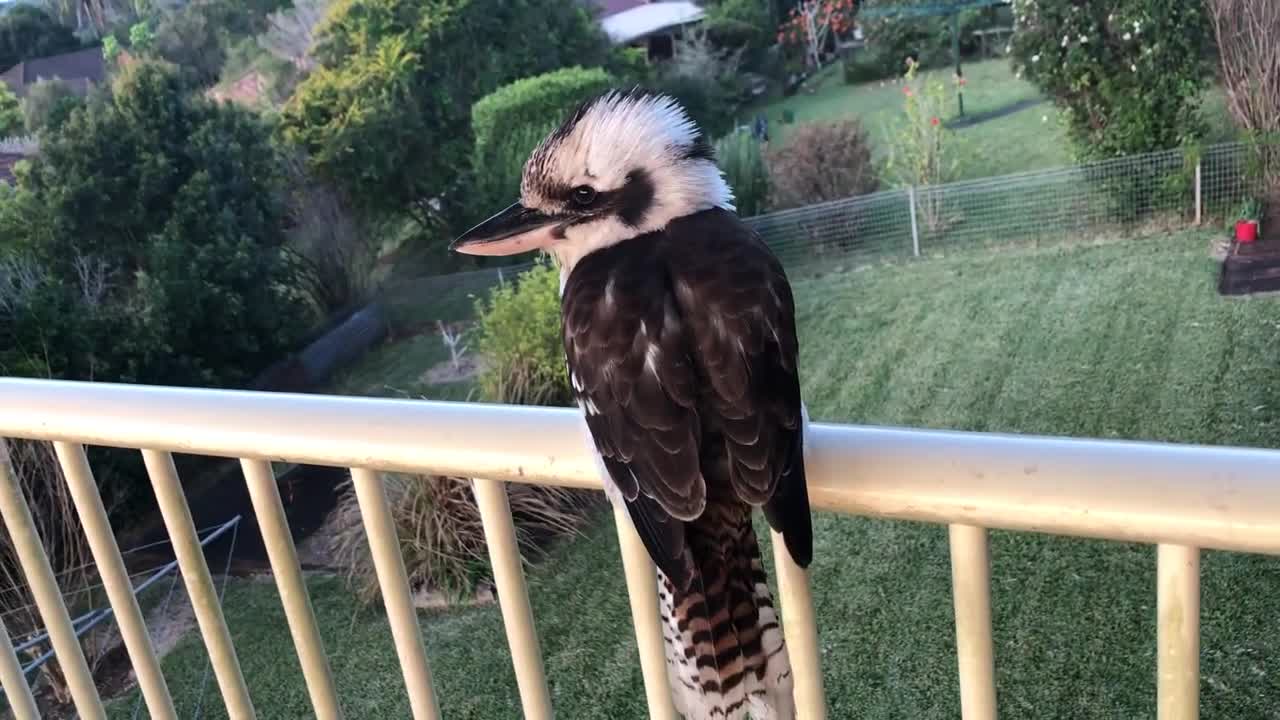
left=449, top=202, right=562, bottom=256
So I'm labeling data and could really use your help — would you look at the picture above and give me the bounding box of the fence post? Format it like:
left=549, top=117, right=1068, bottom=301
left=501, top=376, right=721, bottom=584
left=908, top=186, right=921, bottom=257
left=1194, top=160, right=1202, bottom=225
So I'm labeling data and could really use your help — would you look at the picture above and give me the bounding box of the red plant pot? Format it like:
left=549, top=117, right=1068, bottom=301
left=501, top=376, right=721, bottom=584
left=1236, top=220, right=1259, bottom=243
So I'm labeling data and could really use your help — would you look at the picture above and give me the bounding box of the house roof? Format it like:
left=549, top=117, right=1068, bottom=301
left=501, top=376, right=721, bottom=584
left=594, top=0, right=649, bottom=18
left=601, top=1, right=705, bottom=44
left=1, top=46, right=105, bottom=97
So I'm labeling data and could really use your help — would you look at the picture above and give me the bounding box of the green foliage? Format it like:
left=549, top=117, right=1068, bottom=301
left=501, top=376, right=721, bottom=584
left=847, top=1, right=1008, bottom=83
left=468, top=66, right=613, bottom=220
left=473, top=259, right=570, bottom=407
left=149, top=0, right=287, bottom=87
left=19, top=78, right=81, bottom=135
left=1009, top=0, right=1210, bottom=159
left=653, top=28, right=743, bottom=139
left=0, top=5, right=80, bottom=71
left=885, top=61, right=962, bottom=231
left=3, top=60, right=305, bottom=388
left=714, top=131, right=769, bottom=217
left=705, top=0, right=773, bottom=70
left=128, top=20, right=155, bottom=53
left=282, top=0, right=612, bottom=234
left=0, top=85, right=22, bottom=137
left=102, top=35, right=120, bottom=62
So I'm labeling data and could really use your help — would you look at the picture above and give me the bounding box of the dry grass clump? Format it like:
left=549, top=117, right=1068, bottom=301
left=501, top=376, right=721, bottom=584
left=328, top=472, right=597, bottom=604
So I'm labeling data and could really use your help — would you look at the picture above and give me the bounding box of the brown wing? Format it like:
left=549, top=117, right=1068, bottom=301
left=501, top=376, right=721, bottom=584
left=562, top=208, right=811, bottom=586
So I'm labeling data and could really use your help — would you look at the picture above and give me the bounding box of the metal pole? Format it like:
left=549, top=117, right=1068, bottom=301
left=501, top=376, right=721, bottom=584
left=349, top=467, right=441, bottom=720
left=770, top=529, right=827, bottom=719
left=950, top=524, right=997, bottom=720
left=909, top=186, right=922, bottom=257
left=1194, top=161, right=1203, bottom=225
left=0, top=611, right=39, bottom=720
left=241, top=459, right=343, bottom=720
left=55, top=441, right=177, bottom=720
left=0, top=439, right=106, bottom=719
left=1157, top=544, right=1200, bottom=720
left=614, top=505, right=679, bottom=720
left=471, top=478, right=553, bottom=720
left=142, top=449, right=257, bottom=720
left=953, top=13, right=964, bottom=117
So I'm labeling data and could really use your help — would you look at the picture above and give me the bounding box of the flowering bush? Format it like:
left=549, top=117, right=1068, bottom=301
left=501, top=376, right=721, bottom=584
left=777, top=0, right=857, bottom=68
left=885, top=61, right=961, bottom=231
left=1009, top=0, right=1210, bottom=159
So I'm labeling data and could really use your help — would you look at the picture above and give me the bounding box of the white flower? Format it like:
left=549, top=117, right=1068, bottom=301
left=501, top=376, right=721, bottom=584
left=1123, top=31, right=1131, bottom=40
left=1079, top=35, right=1088, bottom=44
left=1061, top=35, right=1069, bottom=47
left=1032, top=53, right=1041, bottom=63
left=1015, top=70, right=1023, bottom=78
left=1108, top=13, right=1114, bottom=22
left=1041, top=115, right=1048, bottom=123
left=1005, top=43, right=1012, bottom=53
left=1130, top=63, right=1137, bottom=72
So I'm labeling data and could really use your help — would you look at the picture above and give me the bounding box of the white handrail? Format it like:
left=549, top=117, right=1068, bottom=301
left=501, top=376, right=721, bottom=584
left=2, top=378, right=1279, bottom=555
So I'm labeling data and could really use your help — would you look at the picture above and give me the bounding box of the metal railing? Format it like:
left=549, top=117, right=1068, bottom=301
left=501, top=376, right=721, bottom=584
left=393, top=140, right=1261, bottom=326
left=2, top=378, right=1280, bottom=719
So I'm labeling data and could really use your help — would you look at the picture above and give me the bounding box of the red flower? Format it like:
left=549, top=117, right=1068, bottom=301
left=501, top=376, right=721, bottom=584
left=931, top=117, right=940, bottom=126
left=903, top=86, right=913, bottom=96
left=958, top=77, right=967, bottom=86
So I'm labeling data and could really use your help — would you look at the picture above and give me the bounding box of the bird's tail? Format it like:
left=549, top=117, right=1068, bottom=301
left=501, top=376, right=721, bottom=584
left=657, top=507, right=794, bottom=720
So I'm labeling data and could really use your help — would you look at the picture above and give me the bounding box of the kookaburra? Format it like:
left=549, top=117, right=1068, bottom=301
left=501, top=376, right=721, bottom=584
left=451, top=89, right=813, bottom=720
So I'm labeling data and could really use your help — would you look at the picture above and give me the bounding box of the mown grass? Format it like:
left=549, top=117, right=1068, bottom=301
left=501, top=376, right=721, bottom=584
left=109, top=229, right=1280, bottom=718
left=756, top=59, right=1237, bottom=181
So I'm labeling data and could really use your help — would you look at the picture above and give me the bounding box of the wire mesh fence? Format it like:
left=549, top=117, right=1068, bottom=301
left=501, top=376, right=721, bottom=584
left=403, top=140, right=1262, bottom=315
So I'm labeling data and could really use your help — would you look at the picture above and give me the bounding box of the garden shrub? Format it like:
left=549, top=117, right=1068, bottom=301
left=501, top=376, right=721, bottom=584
left=0, top=85, right=22, bottom=138
left=328, top=472, right=592, bottom=604
left=473, top=259, right=571, bottom=408
left=767, top=119, right=879, bottom=210
left=884, top=60, right=964, bottom=232
left=1009, top=0, right=1210, bottom=160
left=715, top=131, right=770, bottom=217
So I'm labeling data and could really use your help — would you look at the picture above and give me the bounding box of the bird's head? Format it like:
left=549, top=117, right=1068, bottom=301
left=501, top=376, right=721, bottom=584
left=450, top=89, right=733, bottom=270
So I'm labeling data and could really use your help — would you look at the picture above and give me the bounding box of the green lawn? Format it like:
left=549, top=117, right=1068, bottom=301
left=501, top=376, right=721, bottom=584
left=756, top=59, right=1237, bottom=180
left=113, top=230, right=1280, bottom=718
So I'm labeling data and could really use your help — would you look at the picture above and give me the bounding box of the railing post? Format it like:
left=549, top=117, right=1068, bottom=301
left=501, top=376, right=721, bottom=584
left=1157, top=544, right=1200, bottom=720
left=471, top=477, right=553, bottom=720
left=0, top=439, right=106, bottom=719
left=770, top=529, right=827, bottom=720
left=908, top=186, right=921, bottom=257
left=0, top=608, right=39, bottom=720
left=1194, top=160, right=1202, bottom=225
left=241, top=459, right=343, bottom=720
left=949, top=524, right=997, bottom=720
left=55, top=441, right=178, bottom=720
left=142, top=449, right=257, bottom=720
left=349, top=468, right=442, bottom=720
left=613, top=505, right=679, bottom=720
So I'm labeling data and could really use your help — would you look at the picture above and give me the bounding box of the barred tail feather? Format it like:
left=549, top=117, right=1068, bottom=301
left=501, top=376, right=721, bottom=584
left=657, top=513, right=794, bottom=720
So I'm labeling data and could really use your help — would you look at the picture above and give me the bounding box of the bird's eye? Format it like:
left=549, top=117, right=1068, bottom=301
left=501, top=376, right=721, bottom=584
left=571, top=185, right=597, bottom=206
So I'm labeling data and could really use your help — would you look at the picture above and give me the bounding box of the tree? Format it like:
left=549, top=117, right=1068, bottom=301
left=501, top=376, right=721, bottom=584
left=778, top=0, right=856, bottom=69
left=258, top=0, right=330, bottom=73
left=280, top=0, right=612, bottom=235
left=1009, top=0, right=1210, bottom=159
left=1209, top=0, right=1280, bottom=206
left=6, top=59, right=306, bottom=388
left=0, top=5, right=80, bottom=70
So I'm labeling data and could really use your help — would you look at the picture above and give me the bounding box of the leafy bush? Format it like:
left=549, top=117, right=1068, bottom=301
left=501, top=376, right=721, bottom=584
left=653, top=27, right=742, bottom=138
left=328, top=472, right=592, bottom=603
left=473, top=259, right=570, bottom=407
left=766, top=119, right=879, bottom=210
left=468, top=66, right=614, bottom=221
left=0, top=5, right=80, bottom=71
left=282, top=0, right=612, bottom=234
left=0, top=85, right=22, bottom=138
left=20, top=78, right=81, bottom=134
left=715, top=131, right=769, bottom=217
left=1009, top=0, right=1210, bottom=159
